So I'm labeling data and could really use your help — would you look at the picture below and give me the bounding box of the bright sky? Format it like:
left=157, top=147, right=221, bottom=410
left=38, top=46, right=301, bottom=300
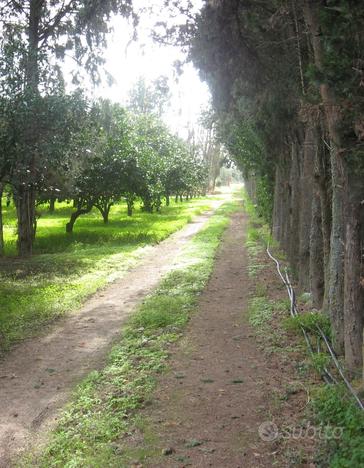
left=93, top=0, right=210, bottom=137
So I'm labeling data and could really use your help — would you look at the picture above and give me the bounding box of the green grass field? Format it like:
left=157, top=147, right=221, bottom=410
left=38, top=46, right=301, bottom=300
left=0, top=197, right=220, bottom=351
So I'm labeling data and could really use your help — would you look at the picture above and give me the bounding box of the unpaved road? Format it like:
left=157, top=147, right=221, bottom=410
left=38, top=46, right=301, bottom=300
left=0, top=199, right=225, bottom=467
left=126, top=210, right=314, bottom=467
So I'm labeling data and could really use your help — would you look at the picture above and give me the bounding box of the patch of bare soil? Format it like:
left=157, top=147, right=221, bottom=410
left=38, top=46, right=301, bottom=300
left=131, top=211, right=317, bottom=467
left=0, top=200, right=225, bottom=467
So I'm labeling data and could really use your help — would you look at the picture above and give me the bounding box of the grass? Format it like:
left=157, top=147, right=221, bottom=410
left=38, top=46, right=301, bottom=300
left=243, top=190, right=364, bottom=468
left=248, top=296, right=273, bottom=328
left=283, top=311, right=332, bottom=339
left=20, top=199, right=240, bottom=467
left=312, top=385, right=364, bottom=467
left=0, top=196, right=221, bottom=351
left=242, top=191, right=273, bottom=278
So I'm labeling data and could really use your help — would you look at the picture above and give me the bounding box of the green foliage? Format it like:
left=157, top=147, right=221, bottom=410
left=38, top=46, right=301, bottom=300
left=312, top=385, right=364, bottom=467
left=189, top=0, right=298, bottom=227
left=0, top=91, right=89, bottom=191
left=0, top=1, right=135, bottom=95
left=283, top=312, right=331, bottom=339
left=311, top=352, right=331, bottom=374
left=21, top=200, right=238, bottom=467
left=129, top=113, right=207, bottom=213
left=65, top=104, right=208, bottom=231
left=0, top=0, right=136, bottom=255
left=221, top=118, right=265, bottom=175
left=255, top=175, right=274, bottom=222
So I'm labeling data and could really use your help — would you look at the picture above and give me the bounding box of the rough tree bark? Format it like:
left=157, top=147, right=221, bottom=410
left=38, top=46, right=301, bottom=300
left=309, top=128, right=328, bottom=309
left=272, top=165, right=282, bottom=242
left=343, top=174, right=364, bottom=376
left=298, top=126, right=315, bottom=291
left=316, top=135, right=332, bottom=311
left=273, top=152, right=291, bottom=250
left=288, top=139, right=301, bottom=272
left=304, top=0, right=345, bottom=352
left=310, top=186, right=325, bottom=309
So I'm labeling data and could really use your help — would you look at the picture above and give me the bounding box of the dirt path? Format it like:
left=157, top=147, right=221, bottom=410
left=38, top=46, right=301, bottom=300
left=128, top=211, right=308, bottom=467
left=0, top=199, right=225, bottom=467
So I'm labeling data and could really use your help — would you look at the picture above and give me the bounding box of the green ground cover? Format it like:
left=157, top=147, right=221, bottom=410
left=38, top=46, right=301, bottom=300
left=0, top=197, right=219, bottom=351
left=20, top=198, right=240, bottom=467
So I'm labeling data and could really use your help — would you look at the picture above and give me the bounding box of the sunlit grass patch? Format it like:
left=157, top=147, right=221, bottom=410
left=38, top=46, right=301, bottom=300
left=2, top=198, right=214, bottom=255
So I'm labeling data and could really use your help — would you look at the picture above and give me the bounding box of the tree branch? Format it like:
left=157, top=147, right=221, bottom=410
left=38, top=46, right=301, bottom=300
left=39, top=0, right=78, bottom=42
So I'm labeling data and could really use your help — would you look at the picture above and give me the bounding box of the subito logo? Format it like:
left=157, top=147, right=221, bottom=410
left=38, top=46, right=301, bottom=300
left=258, top=421, right=279, bottom=441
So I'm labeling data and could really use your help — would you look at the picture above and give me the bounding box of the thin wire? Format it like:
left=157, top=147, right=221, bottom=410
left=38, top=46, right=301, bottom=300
left=266, top=244, right=364, bottom=410
left=317, top=324, right=364, bottom=410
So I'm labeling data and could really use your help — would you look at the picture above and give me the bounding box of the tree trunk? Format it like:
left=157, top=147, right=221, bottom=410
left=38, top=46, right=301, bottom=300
left=309, top=131, right=329, bottom=309
left=304, top=0, right=345, bottom=352
left=66, top=204, right=93, bottom=233
left=95, top=203, right=111, bottom=224
left=165, top=193, right=170, bottom=206
left=280, top=151, right=292, bottom=253
left=316, top=136, right=332, bottom=312
left=298, top=126, right=314, bottom=291
left=142, top=197, right=153, bottom=213
left=328, top=153, right=345, bottom=353
left=127, top=197, right=133, bottom=216
left=16, top=0, right=42, bottom=256
left=103, top=209, right=109, bottom=224
left=343, top=173, right=364, bottom=376
left=310, top=187, right=325, bottom=309
left=16, top=187, right=36, bottom=256
left=272, top=165, right=282, bottom=241
left=288, top=140, right=301, bottom=272
left=49, top=197, right=55, bottom=212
